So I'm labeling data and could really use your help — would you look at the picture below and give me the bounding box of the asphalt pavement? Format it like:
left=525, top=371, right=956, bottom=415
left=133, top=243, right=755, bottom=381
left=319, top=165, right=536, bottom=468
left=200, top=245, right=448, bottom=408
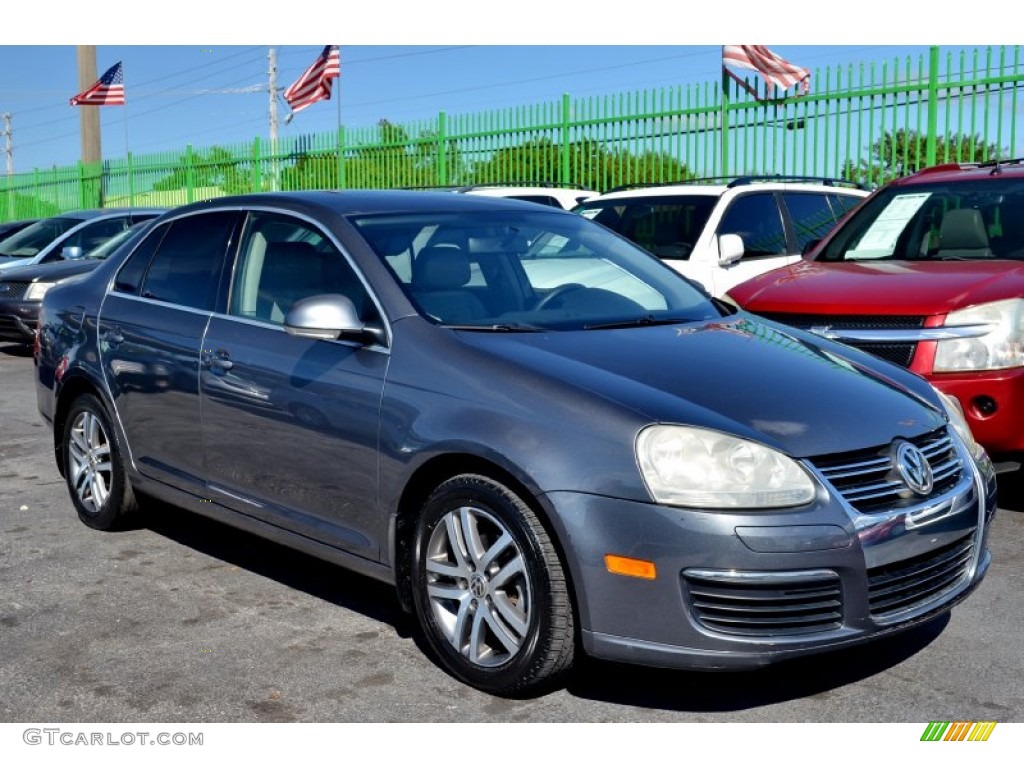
left=1, top=341, right=1022, bottom=722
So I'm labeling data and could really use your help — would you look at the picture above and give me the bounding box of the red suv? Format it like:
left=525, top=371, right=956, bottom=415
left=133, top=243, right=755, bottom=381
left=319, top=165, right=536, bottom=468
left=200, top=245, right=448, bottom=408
left=727, top=160, right=1024, bottom=471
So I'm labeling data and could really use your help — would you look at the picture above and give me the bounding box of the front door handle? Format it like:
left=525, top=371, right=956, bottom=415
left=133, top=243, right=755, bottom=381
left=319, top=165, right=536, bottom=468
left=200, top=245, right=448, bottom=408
left=203, top=349, right=234, bottom=372
left=103, top=327, right=124, bottom=346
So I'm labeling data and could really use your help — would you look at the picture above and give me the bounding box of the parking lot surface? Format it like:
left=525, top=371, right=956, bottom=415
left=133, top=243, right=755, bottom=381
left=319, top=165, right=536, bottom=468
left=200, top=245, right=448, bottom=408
left=1, top=342, right=1022, bottom=722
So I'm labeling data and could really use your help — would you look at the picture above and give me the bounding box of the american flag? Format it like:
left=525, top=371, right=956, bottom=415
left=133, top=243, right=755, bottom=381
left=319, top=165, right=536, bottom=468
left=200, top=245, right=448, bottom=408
left=283, top=45, right=341, bottom=116
left=70, top=61, right=125, bottom=106
left=722, top=46, right=810, bottom=94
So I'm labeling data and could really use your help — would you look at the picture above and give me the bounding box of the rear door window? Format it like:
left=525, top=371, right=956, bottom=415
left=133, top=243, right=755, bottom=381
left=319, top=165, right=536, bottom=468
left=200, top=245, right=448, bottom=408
left=782, top=192, right=844, bottom=253
left=135, top=212, right=239, bottom=311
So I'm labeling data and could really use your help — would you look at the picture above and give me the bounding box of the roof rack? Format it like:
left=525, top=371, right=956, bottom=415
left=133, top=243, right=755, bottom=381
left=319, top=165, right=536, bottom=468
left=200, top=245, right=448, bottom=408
left=401, top=181, right=596, bottom=192
left=605, top=175, right=865, bottom=194
left=455, top=181, right=595, bottom=191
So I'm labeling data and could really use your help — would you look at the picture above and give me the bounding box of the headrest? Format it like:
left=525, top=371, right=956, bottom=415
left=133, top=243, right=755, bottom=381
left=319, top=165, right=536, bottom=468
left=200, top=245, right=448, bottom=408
left=940, top=209, right=989, bottom=249
left=413, top=246, right=471, bottom=290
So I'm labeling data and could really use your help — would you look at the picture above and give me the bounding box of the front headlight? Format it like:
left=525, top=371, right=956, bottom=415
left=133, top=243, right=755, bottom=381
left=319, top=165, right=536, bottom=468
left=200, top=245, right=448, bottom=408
left=635, top=425, right=816, bottom=509
left=934, top=298, right=1024, bottom=372
left=24, top=281, right=56, bottom=301
left=932, top=388, right=986, bottom=462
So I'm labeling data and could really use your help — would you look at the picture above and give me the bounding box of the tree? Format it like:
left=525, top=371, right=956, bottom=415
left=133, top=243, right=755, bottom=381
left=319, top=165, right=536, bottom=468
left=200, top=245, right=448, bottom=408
left=843, top=130, right=1004, bottom=187
left=151, top=146, right=250, bottom=195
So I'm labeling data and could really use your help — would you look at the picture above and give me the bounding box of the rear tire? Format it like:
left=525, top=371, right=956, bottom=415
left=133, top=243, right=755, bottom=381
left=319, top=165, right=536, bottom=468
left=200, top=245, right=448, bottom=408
left=63, top=393, right=138, bottom=531
left=411, top=474, right=575, bottom=695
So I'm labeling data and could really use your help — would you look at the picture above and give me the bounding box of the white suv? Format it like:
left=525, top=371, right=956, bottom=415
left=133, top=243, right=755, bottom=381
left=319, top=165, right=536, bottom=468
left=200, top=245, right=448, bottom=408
left=419, top=183, right=597, bottom=211
left=575, top=177, right=867, bottom=296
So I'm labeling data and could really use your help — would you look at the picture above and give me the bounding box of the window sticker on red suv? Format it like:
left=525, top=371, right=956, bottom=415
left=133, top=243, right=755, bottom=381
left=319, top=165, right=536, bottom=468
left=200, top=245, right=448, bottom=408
left=849, top=193, right=932, bottom=259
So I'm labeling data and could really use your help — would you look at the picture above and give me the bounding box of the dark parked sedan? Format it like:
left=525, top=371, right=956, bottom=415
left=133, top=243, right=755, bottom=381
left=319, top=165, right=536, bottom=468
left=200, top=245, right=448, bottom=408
left=0, top=222, right=152, bottom=343
left=35, top=191, right=997, bottom=695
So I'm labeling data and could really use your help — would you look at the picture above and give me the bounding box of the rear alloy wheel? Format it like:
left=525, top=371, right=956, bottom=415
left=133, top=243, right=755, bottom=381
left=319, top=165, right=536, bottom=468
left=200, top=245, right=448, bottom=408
left=411, top=474, right=574, bottom=695
left=63, top=394, right=138, bottom=530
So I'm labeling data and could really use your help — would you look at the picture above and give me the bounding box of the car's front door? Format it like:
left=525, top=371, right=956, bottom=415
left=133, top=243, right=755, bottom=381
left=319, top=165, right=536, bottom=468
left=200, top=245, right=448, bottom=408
left=199, top=210, right=389, bottom=559
left=712, top=192, right=793, bottom=295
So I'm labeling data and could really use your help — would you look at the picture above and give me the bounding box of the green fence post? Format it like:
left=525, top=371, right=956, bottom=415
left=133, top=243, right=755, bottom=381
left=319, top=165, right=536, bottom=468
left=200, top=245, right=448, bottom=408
left=561, top=93, right=571, bottom=184
left=720, top=70, right=730, bottom=177
left=185, top=144, right=195, bottom=203
left=127, top=152, right=135, bottom=208
left=437, top=111, right=448, bottom=186
left=77, top=161, right=86, bottom=209
left=337, top=126, right=346, bottom=189
left=251, top=137, right=262, bottom=193
left=926, top=46, right=940, bottom=167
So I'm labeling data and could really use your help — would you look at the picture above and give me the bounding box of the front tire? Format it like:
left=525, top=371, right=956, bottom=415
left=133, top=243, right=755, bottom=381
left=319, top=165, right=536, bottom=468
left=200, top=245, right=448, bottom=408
left=63, top=393, right=138, bottom=530
left=411, top=474, right=575, bottom=695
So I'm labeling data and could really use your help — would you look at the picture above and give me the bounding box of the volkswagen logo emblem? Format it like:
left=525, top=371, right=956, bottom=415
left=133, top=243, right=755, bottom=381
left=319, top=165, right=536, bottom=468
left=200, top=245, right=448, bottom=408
left=895, top=441, right=934, bottom=495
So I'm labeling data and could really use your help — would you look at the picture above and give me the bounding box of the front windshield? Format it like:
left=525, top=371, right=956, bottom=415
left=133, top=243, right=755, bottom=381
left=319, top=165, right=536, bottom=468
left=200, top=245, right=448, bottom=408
left=573, top=194, right=717, bottom=260
left=350, top=209, right=720, bottom=330
left=0, top=217, right=79, bottom=258
left=819, top=179, right=1024, bottom=262
left=85, top=223, right=144, bottom=260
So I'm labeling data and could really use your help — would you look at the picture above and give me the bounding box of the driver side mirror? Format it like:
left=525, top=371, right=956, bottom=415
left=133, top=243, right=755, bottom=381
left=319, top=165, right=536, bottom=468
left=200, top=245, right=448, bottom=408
left=61, top=246, right=84, bottom=261
left=718, top=234, right=745, bottom=267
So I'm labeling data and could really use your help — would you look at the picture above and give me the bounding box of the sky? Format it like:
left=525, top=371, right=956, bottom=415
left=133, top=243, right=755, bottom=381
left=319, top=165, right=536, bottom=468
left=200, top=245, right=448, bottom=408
left=0, top=3, right=1006, bottom=173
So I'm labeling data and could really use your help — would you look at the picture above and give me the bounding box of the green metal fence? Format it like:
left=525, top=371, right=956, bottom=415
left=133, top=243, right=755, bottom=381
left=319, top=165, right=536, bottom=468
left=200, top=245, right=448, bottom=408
left=2, top=45, right=1022, bottom=221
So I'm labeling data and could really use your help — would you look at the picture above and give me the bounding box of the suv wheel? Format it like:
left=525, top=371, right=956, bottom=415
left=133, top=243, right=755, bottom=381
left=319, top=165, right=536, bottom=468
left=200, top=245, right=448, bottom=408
left=411, top=474, right=575, bottom=695
left=63, top=393, right=138, bottom=530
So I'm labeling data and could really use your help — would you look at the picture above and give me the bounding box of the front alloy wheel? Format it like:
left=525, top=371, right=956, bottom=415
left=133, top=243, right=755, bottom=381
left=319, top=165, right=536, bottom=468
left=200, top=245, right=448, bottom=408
left=411, top=474, right=574, bottom=695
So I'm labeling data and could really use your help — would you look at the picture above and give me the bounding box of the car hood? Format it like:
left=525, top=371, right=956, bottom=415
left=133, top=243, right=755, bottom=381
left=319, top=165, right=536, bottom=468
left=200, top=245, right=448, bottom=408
left=0, top=256, right=33, bottom=272
left=0, top=258, right=100, bottom=282
left=731, top=259, right=1024, bottom=316
left=459, top=316, right=945, bottom=458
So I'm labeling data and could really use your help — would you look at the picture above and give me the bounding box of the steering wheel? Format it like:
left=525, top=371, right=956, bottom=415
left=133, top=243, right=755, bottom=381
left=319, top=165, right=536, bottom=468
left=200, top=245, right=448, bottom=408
left=532, top=283, right=586, bottom=311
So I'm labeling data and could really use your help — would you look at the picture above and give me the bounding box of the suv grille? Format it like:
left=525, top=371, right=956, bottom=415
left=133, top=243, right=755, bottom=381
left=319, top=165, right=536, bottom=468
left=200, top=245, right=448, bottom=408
left=683, top=571, right=843, bottom=637
left=812, top=428, right=963, bottom=513
left=867, top=534, right=974, bottom=618
left=0, top=281, right=29, bottom=300
left=758, top=313, right=926, bottom=368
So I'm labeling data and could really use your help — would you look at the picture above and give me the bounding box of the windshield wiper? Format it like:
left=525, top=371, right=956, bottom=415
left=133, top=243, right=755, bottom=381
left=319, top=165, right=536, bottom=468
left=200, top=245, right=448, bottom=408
left=442, top=323, right=546, bottom=332
left=584, top=315, right=697, bottom=330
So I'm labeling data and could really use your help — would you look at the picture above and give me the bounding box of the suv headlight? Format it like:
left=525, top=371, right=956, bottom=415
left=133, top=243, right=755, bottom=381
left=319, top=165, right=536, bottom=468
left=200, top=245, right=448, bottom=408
left=934, top=298, right=1024, bottom=372
left=636, top=425, right=816, bottom=509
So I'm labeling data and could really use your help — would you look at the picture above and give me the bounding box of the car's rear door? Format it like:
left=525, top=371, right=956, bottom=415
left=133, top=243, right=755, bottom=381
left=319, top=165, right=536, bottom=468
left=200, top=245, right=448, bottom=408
left=98, top=210, right=240, bottom=493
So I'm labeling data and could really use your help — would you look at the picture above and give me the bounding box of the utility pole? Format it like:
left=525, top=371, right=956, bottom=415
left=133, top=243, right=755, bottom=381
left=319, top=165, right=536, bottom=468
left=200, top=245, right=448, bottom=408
left=268, top=48, right=279, bottom=191
left=76, top=45, right=102, bottom=207
left=2, top=113, right=11, bottom=175
left=3, top=112, right=12, bottom=220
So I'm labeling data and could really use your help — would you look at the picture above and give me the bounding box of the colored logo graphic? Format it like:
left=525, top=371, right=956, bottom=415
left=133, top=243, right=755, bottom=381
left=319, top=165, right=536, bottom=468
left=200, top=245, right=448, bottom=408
left=921, top=722, right=997, bottom=741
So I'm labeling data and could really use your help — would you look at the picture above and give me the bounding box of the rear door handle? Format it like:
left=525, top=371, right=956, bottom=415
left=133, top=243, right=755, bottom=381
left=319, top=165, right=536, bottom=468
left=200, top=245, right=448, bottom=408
left=103, top=327, right=124, bottom=346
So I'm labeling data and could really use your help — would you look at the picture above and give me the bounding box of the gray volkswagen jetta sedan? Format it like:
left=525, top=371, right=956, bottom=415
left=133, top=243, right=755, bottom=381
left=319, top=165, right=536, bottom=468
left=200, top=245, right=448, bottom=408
left=34, top=190, right=997, bottom=695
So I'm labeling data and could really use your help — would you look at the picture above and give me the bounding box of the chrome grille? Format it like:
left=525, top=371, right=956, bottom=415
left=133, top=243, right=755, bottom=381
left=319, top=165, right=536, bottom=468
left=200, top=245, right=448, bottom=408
left=867, top=534, right=974, bottom=618
left=0, top=281, right=29, bottom=300
left=813, top=428, right=964, bottom=513
left=758, top=313, right=927, bottom=330
left=758, top=313, right=924, bottom=368
left=683, top=571, right=843, bottom=637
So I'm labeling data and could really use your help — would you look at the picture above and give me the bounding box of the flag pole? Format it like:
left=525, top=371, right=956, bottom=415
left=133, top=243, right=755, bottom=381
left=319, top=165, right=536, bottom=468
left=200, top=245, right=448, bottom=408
left=720, top=46, right=730, bottom=177
left=123, top=103, right=133, bottom=209
left=336, top=71, right=343, bottom=189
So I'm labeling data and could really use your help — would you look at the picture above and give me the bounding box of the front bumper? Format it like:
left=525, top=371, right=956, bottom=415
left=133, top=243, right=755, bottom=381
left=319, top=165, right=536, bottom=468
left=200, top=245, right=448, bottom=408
left=544, top=445, right=996, bottom=671
left=930, top=368, right=1024, bottom=457
left=0, top=299, right=39, bottom=342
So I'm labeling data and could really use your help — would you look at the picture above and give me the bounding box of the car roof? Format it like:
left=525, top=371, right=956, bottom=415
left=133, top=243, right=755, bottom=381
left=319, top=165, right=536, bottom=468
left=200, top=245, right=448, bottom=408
left=586, top=177, right=868, bottom=201
left=46, top=207, right=167, bottom=222
left=886, top=159, right=1024, bottom=186
left=163, top=189, right=568, bottom=218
